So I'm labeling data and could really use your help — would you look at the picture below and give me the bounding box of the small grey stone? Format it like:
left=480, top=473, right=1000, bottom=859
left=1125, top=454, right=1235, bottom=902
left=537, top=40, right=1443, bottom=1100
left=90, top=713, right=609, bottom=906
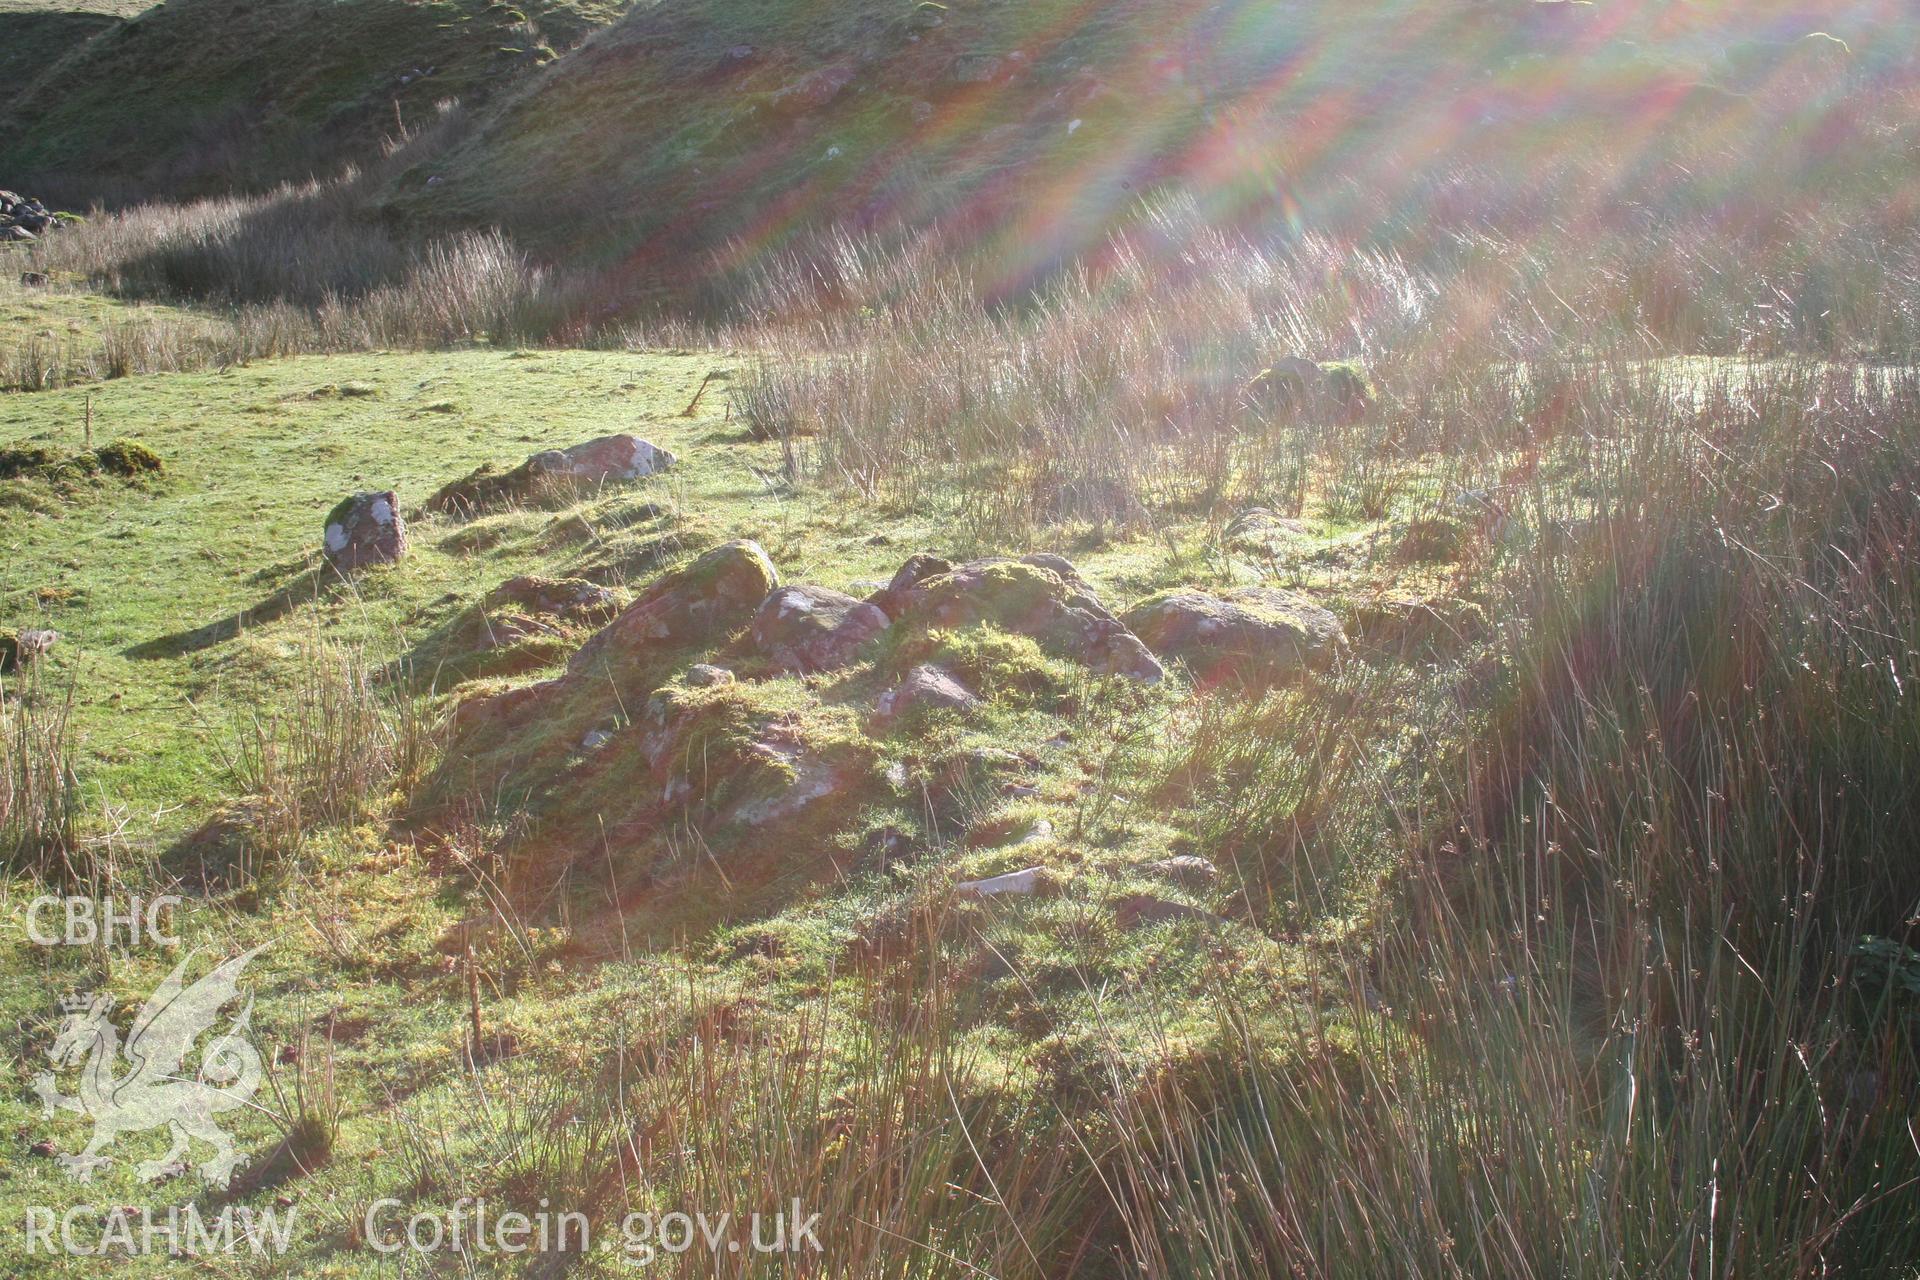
left=873, top=664, right=977, bottom=723
left=685, top=663, right=736, bottom=688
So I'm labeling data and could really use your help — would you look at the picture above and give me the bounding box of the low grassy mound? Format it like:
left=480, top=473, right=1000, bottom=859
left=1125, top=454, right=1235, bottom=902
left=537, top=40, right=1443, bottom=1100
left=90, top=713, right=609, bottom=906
left=0, top=436, right=161, bottom=507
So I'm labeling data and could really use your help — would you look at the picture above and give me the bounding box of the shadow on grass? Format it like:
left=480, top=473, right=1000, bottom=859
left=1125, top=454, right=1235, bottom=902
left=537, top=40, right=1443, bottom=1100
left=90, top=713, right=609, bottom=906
left=222, top=1134, right=329, bottom=1200
left=122, top=564, right=345, bottom=659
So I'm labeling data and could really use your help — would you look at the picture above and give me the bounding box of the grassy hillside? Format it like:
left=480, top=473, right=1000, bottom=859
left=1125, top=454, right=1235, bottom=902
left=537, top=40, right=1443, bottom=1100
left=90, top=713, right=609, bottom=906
left=0, top=5, right=124, bottom=106
left=0, top=0, right=634, bottom=204
left=0, top=1, right=150, bottom=10
left=383, top=0, right=1920, bottom=297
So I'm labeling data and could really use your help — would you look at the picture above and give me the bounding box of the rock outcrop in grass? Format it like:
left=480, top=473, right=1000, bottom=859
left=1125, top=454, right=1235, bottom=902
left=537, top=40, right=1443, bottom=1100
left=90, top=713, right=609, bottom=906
left=1122, top=587, right=1346, bottom=685
left=873, top=664, right=978, bottom=725
left=891, top=555, right=1164, bottom=683
left=568, top=539, right=779, bottom=683
left=750, top=585, right=890, bottom=675
left=0, top=627, right=56, bottom=675
left=427, top=434, right=676, bottom=517
left=0, top=190, right=57, bottom=241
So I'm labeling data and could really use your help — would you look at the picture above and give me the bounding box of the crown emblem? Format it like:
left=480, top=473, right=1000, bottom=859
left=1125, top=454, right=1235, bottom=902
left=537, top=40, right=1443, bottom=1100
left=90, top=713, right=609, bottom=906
left=58, top=992, right=96, bottom=1014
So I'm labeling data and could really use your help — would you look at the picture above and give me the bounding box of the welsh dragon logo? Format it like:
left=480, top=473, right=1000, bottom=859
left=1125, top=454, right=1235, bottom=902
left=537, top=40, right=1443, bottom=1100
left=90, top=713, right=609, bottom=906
left=33, top=945, right=268, bottom=1188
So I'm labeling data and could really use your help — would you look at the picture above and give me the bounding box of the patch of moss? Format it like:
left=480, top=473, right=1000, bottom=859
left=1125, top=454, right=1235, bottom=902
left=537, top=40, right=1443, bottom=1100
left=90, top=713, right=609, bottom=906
left=0, top=445, right=58, bottom=480
left=0, top=439, right=164, bottom=487
left=324, top=494, right=360, bottom=530
left=92, top=438, right=164, bottom=476
left=893, top=624, right=1070, bottom=703
left=969, top=560, right=1068, bottom=613
left=641, top=675, right=872, bottom=832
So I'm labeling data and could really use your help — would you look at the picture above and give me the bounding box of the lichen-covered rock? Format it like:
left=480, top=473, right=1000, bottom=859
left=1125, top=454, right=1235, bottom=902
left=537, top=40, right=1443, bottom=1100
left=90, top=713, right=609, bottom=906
left=428, top=434, right=676, bottom=516
left=728, top=750, right=849, bottom=827
left=893, top=555, right=1163, bottom=682
left=526, top=433, right=676, bottom=483
left=1122, top=587, right=1344, bottom=684
left=749, top=585, right=889, bottom=674
left=873, top=664, right=977, bottom=724
left=569, top=540, right=779, bottom=677
left=323, top=491, right=408, bottom=570
left=635, top=683, right=865, bottom=832
left=864, top=552, right=952, bottom=617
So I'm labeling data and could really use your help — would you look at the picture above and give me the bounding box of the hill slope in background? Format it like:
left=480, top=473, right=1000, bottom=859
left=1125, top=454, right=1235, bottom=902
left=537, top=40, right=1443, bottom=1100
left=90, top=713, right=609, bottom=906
left=0, top=0, right=633, bottom=203
left=375, top=0, right=1920, bottom=297
left=0, top=6, right=124, bottom=112
left=6, top=0, right=1918, bottom=308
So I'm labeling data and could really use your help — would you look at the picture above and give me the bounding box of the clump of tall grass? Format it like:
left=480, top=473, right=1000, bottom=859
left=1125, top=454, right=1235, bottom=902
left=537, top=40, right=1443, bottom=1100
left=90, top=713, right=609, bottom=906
left=7, top=107, right=617, bottom=381
left=384, top=926, right=1090, bottom=1276
left=732, top=192, right=1920, bottom=546
left=0, top=331, right=79, bottom=393
left=265, top=1022, right=343, bottom=1175
left=744, top=335, right=1920, bottom=1274
left=0, top=664, right=83, bottom=881
left=215, top=641, right=441, bottom=869
left=1073, top=363, right=1920, bottom=1275
left=736, top=215, right=1438, bottom=543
